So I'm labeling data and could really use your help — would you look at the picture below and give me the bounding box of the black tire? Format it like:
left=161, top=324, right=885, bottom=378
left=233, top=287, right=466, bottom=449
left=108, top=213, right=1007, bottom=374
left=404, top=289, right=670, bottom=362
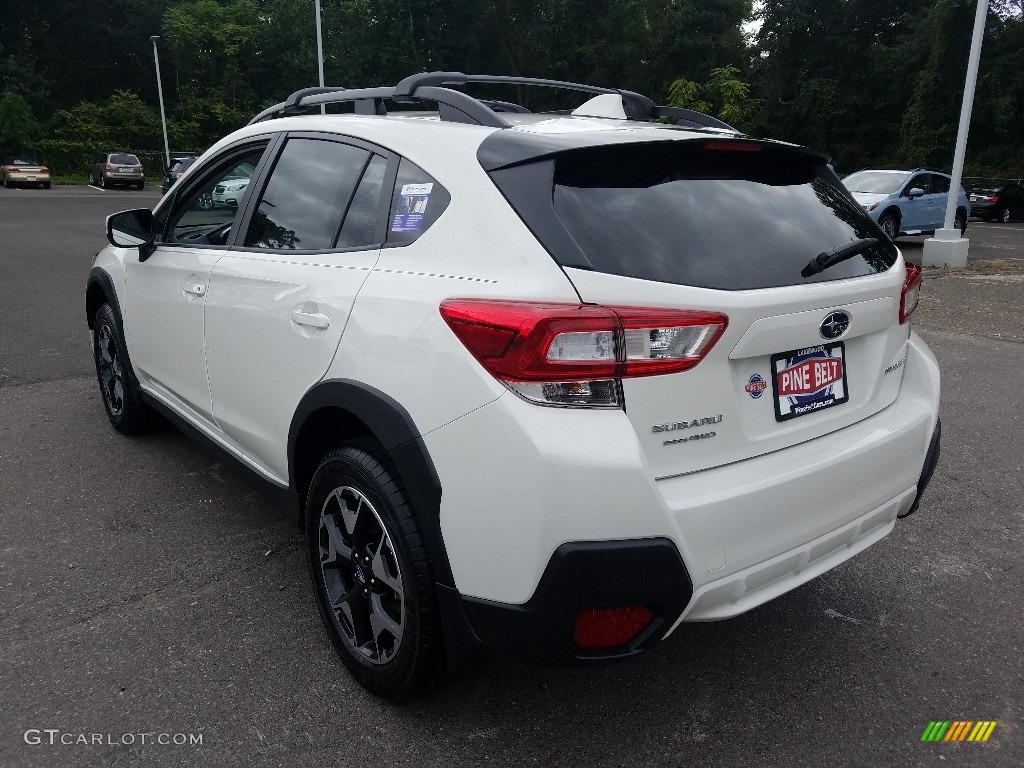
left=305, top=442, right=445, bottom=700
left=92, top=303, right=153, bottom=435
left=955, top=209, right=967, bottom=236
left=3, top=176, right=10, bottom=189
left=42, top=182, right=51, bottom=190
left=136, top=182, right=144, bottom=191
left=878, top=213, right=899, bottom=240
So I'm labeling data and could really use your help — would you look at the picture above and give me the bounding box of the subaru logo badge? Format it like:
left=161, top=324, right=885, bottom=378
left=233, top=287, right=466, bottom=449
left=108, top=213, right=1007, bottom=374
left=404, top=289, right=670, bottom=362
left=819, top=311, right=850, bottom=340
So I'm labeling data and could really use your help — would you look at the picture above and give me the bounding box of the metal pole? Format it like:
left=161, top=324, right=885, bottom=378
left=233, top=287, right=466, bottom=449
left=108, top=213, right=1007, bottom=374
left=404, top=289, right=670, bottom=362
left=943, top=0, right=989, bottom=230
left=314, top=0, right=325, bottom=114
left=151, top=36, right=171, bottom=171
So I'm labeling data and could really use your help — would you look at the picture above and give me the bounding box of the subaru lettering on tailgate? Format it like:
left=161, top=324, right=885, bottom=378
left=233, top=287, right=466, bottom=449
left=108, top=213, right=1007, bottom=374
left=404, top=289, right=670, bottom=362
left=770, top=343, right=849, bottom=421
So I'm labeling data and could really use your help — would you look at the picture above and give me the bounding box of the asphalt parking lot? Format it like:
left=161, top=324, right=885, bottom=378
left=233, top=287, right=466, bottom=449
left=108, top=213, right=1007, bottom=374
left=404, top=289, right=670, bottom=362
left=1, top=185, right=1022, bottom=767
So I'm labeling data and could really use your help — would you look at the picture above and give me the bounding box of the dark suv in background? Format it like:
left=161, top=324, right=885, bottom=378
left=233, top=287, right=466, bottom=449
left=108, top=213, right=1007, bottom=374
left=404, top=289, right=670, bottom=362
left=161, top=155, right=199, bottom=195
left=966, top=179, right=1024, bottom=223
left=89, top=153, right=145, bottom=190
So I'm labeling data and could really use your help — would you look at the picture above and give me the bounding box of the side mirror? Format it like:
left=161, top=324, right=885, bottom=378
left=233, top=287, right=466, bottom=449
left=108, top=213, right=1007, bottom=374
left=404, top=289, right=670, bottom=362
left=906, top=187, right=925, bottom=199
left=107, top=209, right=154, bottom=248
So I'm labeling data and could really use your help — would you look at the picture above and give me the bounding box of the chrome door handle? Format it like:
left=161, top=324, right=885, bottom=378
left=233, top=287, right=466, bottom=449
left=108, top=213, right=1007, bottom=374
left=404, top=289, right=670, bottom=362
left=291, top=310, right=330, bottom=330
left=183, top=282, right=206, bottom=297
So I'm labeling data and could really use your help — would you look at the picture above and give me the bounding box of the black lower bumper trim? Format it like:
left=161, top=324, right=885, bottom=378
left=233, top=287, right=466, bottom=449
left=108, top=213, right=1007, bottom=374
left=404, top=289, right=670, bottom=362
left=899, top=418, right=941, bottom=519
left=456, top=538, right=692, bottom=665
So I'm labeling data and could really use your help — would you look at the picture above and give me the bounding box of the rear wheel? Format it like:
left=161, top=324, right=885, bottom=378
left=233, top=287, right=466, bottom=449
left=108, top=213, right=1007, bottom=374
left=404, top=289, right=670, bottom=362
left=305, top=443, right=445, bottom=700
left=955, top=209, right=967, bottom=236
left=42, top=182, right=51, bottom=190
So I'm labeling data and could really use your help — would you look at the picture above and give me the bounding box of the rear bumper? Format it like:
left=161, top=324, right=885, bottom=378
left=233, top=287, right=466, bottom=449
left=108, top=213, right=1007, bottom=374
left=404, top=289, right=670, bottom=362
left=427, top=332, right=940, bottom=663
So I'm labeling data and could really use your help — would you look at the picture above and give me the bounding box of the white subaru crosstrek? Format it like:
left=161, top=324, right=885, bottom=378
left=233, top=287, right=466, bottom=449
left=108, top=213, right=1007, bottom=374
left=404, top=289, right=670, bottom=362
left=87, top=72, right=941, bottom=699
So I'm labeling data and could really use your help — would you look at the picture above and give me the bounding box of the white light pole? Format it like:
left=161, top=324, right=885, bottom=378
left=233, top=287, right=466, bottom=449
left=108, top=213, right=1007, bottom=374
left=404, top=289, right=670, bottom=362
left=150, top=35, right=171, bottom=171
left=314, top=0, right=325, bottom=114
left=923, top=0, right=990, bottom=268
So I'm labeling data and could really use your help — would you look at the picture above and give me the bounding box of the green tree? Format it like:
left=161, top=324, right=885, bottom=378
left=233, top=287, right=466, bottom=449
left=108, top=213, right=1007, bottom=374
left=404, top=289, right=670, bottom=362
left=0, top=92, right=41, bottom=153
left=898, top=0, right=976, bottom=167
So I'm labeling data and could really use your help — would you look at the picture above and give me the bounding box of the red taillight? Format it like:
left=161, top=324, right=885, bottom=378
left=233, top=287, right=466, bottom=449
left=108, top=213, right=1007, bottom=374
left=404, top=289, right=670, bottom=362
left=900, top=263, right=922, bottom=324
left=40, top=167, right=48, bottom=173
left=138, top=165, right=144, bottom=172
left=439, top=300, right=727, bottom=381
left=574, top=606, right=654, bottom=649
left=105, top=163, right=112, bottom=171
left=440, top=300, right=727, bottom=407
left=7, top=168, right=18, bottom=173
left=989, top=195, right=1000, bottom=203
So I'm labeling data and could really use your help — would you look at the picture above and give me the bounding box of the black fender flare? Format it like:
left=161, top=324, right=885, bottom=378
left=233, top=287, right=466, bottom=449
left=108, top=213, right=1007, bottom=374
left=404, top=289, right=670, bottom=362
left=287, top=379, right=452, bottom=587
left=86, top=266, right=123, bottom=330
left=86, top=266, right=142, bottom=386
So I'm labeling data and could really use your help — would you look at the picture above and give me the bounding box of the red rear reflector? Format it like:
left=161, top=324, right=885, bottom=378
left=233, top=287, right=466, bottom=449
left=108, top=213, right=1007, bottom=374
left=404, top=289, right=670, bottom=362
left=900, top=263, right=922, bottom=324
left=704, top=140, right=763, bottom=152
left=574, top=606, right=654, bottom=649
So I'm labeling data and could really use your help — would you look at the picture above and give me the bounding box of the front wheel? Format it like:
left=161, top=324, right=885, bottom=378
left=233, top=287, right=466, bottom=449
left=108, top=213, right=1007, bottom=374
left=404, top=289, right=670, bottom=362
left=878, top=213, right=898, bottom=240
left=305, top=443, right=445, bottom=700
left=92, top=303, right=153, bottom=434
left=955, top=210, right=966, bottom=236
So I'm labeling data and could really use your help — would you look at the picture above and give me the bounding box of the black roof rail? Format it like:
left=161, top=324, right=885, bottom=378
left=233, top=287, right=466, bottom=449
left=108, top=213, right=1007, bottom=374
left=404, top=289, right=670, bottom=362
left=247, top=71, right=736, bottom=132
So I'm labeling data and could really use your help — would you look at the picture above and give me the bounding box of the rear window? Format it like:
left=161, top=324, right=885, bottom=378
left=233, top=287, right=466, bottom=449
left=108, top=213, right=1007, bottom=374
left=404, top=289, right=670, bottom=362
left=534, top=142, right=898, bottom=291
left=111, top=154, right=140, bottom=165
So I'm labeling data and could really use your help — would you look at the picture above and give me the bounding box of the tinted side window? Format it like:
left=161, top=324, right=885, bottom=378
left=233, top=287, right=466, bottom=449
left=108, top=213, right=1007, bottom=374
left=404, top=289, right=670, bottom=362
left=336, top=154, right=387, bottom=249
left=386, top=159, right=451, bottom=246
left=930, top=175, right=950, bottom=194
left=245, top=138, right=368, bottom=250
left=160, top=147, right=267, bottom=247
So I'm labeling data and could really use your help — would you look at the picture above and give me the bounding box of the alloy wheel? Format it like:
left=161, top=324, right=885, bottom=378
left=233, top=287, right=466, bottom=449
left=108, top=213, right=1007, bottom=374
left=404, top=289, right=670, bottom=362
left=318, top=485, right=405, bottom=665
left=96, top=324, right=125, bottom=416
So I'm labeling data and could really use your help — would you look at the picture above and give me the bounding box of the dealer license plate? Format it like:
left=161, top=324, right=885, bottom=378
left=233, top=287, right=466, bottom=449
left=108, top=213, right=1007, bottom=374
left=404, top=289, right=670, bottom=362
left=770, top=342, right=849, bottom=422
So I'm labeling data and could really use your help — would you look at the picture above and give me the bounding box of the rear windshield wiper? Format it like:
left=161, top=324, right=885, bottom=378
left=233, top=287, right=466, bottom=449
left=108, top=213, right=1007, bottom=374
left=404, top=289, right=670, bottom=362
left=801, top=237, right=879, bottom=278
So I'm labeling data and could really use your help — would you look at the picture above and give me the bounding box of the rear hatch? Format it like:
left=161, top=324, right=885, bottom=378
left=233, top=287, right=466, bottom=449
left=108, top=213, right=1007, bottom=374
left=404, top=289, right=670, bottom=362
left=486, top=136, right=911, bottom=478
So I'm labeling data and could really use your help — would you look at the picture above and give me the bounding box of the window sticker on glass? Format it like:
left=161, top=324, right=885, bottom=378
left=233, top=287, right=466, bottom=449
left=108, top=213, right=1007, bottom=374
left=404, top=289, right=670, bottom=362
left=391, top=182, right=433, bottom=233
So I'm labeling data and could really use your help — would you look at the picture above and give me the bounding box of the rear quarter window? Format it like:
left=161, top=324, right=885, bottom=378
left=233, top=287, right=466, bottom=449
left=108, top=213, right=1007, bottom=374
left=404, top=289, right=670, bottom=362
left=385, top=159, right=451, bottom=246
left=493, top=140, right=899, bottom=291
